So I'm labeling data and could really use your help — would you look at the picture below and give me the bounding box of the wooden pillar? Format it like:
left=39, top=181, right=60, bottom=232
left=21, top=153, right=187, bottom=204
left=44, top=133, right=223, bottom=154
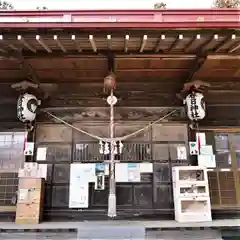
left=228, top=135, right=240, bottom=205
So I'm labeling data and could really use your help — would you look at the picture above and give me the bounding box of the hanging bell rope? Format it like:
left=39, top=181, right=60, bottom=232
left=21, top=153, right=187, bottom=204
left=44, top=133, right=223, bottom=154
left=41, top=109, right=177, bottom=142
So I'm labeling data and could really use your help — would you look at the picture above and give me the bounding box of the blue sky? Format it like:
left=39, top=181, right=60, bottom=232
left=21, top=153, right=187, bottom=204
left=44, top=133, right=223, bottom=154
left=9, top=0, right=212, bottom=10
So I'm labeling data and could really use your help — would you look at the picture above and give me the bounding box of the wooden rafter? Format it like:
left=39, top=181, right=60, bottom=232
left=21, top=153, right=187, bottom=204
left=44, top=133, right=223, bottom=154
left=168, top=34, right=183, bottom=52
left=139, top=35, right=147, bottom=53
left=107, top=35, right=112, bottom=50
left=0, top=35, right=19, bottom=51
left=54, top=35, right=66, bottom=53
left=89, top=35, right=97, bottom=52
left=229, top=41, right=240, bottom=53
left=214, top=34, right=236, bottom=52
left=124, top=35, right=129, bottom=53
left=154, top=34, right=165, bottom=53
left=36, top=35, right=52, bottom=53
left=71, top=35, right=82, bottom=52
left=17, top=35, right=36, bottom=53
left=184, top=34, right=201, bottom=53
left=0, top=32, right=235, bottom=56
left=197, top=34, right=218, bottom=53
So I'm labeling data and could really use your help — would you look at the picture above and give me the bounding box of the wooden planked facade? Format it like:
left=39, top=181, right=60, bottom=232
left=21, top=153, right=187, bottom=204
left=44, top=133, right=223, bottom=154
left=0, top=9, right=239, bottom=220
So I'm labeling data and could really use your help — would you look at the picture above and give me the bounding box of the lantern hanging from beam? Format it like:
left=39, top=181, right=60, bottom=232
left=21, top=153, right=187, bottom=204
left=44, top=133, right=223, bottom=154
left=17, top=93, right=41, bottom=123
left=184, top=92, right=206, bottom=121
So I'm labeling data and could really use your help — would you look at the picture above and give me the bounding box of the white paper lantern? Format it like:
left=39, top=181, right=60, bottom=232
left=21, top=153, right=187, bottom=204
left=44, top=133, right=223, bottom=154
left=184, top=92, right=206, bottom=121
left=17, top=93, right=41, bottom=123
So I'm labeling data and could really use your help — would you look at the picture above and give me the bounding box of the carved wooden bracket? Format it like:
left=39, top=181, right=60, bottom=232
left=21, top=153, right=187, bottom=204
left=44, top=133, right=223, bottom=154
left=177, top=80, right=211, bottom=100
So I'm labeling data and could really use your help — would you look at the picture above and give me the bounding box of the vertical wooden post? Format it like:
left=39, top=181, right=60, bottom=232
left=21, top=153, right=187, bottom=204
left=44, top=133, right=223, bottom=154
left=228, top=135, right=240, bottom=205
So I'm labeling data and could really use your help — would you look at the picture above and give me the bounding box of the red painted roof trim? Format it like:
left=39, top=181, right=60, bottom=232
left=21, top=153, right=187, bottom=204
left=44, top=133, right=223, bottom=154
left=0, top=9, right=238, bottom=29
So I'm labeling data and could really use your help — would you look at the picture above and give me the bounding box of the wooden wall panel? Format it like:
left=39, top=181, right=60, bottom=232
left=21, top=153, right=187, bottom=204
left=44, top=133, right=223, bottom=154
left=36, top=124, right=72, bottom=143
left=115, top=123, right=150, bottom=141
left=152, top=124, right=188, bottom=142
left=73, top=124, right=109, bottom=142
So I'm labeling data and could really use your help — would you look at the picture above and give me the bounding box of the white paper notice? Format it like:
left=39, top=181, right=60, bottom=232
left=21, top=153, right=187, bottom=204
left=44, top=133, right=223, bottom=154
left=116, top=163, right=141, bottom=182
left=38, top=164, right=47, bottom=179
left=177, top=145, right=187, bottom=160
left=115, top=163, right=128, bottom=182
left=200, top=145, right=213, bottom=155
left=19, top=189, right=28, bottom=200
left=24, top=142, right=34, bottom=156
left=36, top=147, right=47, bottom=161
left=198, top=154, right=216, bottom=168
left=69, top=184, right=89, bottom=208
left=128, top=163, right=140, bottom=182
left=70, top=163, right=95, bottom=184
left=140, top=163, right=153, bottom=173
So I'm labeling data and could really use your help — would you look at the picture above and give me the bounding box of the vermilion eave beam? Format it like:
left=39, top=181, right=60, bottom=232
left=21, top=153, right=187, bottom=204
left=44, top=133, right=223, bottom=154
left=0, top=9, right=238, bottom=29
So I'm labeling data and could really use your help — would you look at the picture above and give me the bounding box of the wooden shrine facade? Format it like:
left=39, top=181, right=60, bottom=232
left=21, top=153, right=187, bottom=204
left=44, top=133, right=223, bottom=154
left=0, top=9, right=238, bottom=220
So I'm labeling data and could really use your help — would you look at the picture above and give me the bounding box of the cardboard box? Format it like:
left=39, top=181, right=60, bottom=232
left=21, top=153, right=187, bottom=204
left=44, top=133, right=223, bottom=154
left=19, top=168, right=38, bottom=178
left=18, top=178, right=44, bottom=189
left=18, top=188, right=42, bottom=204
left=16, top=177, right=45, bottom=224
left=15, top=203, right=42, bottom=221
left=15, top=218, right=40, bottom=224
left=18, top=164, right=47, bottom=179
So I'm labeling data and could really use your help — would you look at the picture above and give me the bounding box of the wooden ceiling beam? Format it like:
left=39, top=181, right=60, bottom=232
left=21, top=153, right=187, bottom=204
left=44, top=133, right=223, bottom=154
left=186, top=54, right=207, bottom=80
left=0, top=79, right=235, bottom=93
left=15, top=51, right=198, bottom=58
left=2, top=68, right=189, bottom=72
left=208, top=90, right=240, bottom=94
left=4, top=49, right=41, bottom=85
left=116, top=68, right=189, bottom=72
left=32, top=69, right=107, bottom=72
left=2, top=91, right=240, bottom=106
left=0, top=76, right=239, bottom=84
left=206, top=54, right=240, bottom=60
left=5, top=47, right=237, bottom=58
